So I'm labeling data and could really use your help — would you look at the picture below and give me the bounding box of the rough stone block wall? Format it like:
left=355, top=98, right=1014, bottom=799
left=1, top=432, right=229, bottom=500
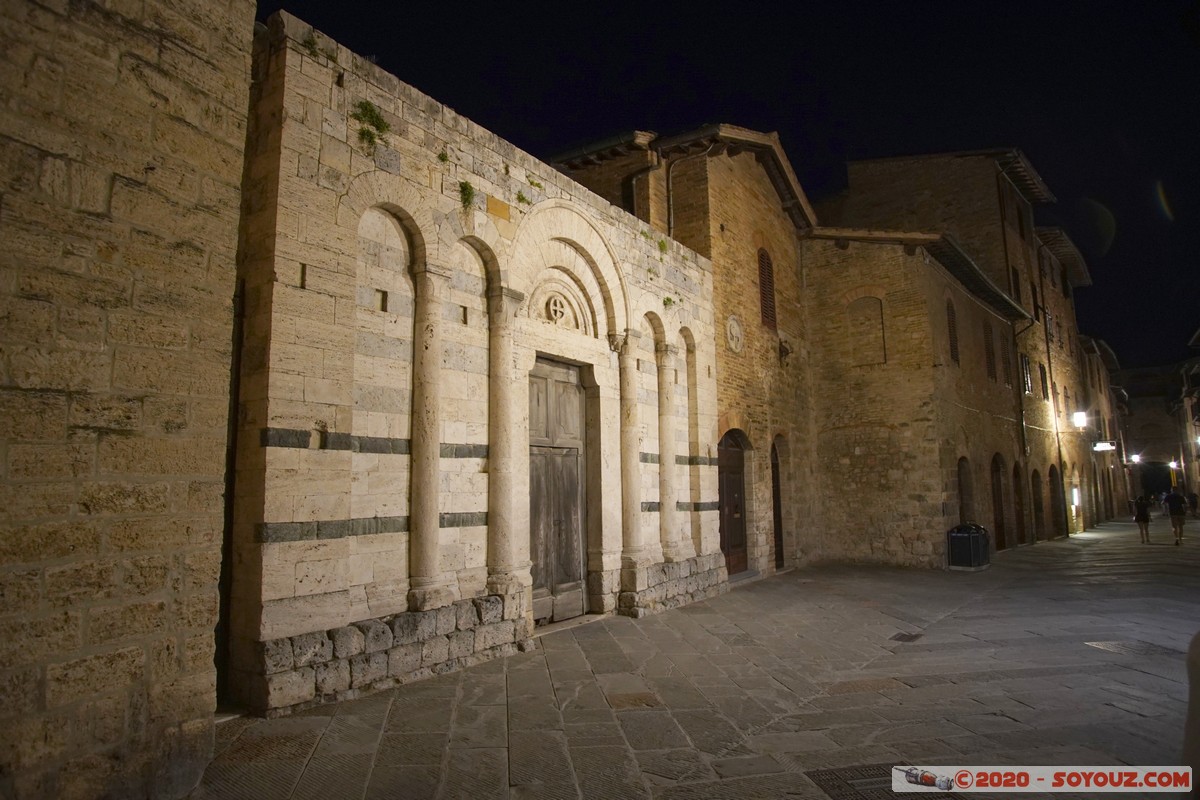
left=0, top=1, right=254, bottom=797
left=238, top=593, right=533, bottom=716
left=618, top=552, right=727, bottom=617
left=804, top=237, right=1026, bottom=565
left=804, top=239, right=944, bottom=566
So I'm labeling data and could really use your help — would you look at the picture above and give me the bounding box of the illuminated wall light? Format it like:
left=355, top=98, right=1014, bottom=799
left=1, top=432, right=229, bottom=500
left=1072, top=411, right=1087, bottom=429
left=1169, top=460, right=1179, bottom=469
left=1130, top=454, right=1141, bottom=463
left=1072, top=487, right=1081, bottom=505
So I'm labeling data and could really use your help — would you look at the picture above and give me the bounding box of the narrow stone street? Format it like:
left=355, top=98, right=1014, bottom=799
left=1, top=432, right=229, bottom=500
left=191, top=517, right=1198, bottom=799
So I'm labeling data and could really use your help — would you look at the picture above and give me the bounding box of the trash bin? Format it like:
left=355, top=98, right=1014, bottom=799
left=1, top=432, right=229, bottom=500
left=947, top=523, right=990, bottom=570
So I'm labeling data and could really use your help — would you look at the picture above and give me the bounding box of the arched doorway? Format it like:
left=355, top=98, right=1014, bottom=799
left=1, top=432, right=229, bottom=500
left=718, top=430, right=750, bottom=576
left=770, top=440, right=784, bottom=569
left=991, top=454, right=1007, bottom=550
left=957, top=457, right=974, bottom=524
left=1012, top=463, right=1027, bottom=545
left=1049, top=464, right=1066, bottom=537
left=1031, top=469, right=1045, bottom=541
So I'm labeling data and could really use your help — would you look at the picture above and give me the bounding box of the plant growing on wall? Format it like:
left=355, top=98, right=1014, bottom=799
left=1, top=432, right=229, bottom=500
left=516, top=191, right=531, bottom=205
left=351, top=100, right=390, bottom=150
left=662, top=296, right=677, bottom=308
left=459, top=181, right=475, bottom=209
left=527, top=177, right=543, bottom=189
left=438, top=150, right=449, bottom=163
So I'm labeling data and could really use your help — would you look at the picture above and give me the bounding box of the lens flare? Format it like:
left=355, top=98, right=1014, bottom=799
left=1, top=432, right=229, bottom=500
left=1155, top=179, right=1175, bottom=221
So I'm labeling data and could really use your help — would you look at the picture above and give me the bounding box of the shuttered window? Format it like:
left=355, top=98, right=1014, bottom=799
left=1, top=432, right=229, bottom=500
left=758, top=249, right=776, bottom=329
left=946, top=300, right=959, bottom=364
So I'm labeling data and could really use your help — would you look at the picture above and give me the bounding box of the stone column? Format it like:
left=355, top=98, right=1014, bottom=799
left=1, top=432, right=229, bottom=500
left=657, top=342, right=682, bottom=561
left=613, top=331, right=644, bottom=575
left=486, top=285, right=527, bottom=597
left=408, top=265, right=456, bottom=610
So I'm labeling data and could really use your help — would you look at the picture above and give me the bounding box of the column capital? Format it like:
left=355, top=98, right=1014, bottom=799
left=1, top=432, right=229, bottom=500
left=487, top=284, right=525, bottom=303
left=413, top=261, right=453, bottom=280
left=609, top=328, right=641, bottom=355
left=655, top=342, right=678, bottom=361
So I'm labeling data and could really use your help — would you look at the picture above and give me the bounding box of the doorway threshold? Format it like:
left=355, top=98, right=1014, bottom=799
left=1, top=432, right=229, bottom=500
left=728, top=568, right=761, bottom=585
left=533, top=612, right=609, bottom=639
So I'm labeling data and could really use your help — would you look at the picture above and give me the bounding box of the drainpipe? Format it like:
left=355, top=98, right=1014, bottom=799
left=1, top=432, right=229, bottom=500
left=664, top=143, right=720, bottom=239
left=626, top=150, right=662, bottom=228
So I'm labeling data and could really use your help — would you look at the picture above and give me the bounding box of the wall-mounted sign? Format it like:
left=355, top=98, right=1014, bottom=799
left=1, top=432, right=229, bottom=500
left=1092, top=441, right=1117, bottom=452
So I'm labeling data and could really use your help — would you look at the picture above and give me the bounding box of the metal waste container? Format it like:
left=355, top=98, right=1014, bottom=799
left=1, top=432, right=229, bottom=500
left=947, top=523, right=990, bottom=570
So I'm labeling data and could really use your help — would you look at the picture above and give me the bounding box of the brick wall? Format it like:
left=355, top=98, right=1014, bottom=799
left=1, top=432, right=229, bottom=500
left=804, top=237, right=1027, bottom=564
left=702, top=151, right=815, bottom=570
left=0, top=1, right=255, bottom=797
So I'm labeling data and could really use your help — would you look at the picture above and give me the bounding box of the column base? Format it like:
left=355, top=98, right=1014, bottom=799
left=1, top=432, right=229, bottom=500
left=486, top=570, right=530, bottom=597
left=407, top=584, right=458, bottom=612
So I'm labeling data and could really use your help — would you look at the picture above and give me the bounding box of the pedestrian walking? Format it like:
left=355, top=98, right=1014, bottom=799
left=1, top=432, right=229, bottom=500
left=1188, top=490, right=1198, bottom=519
left=1165, top=489, right=1188, bottom=545
left=1134, top=495, right=1152, bottom=543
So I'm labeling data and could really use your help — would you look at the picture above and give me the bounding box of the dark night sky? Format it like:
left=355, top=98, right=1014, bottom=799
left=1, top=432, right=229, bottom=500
left=257, top=2, right=1200, bottom=369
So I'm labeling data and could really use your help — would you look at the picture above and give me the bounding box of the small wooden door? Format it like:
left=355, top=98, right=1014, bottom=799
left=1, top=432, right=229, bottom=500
left=718, top=432, right=748, bottom=575
left=529, top=359, right=585, bottom=623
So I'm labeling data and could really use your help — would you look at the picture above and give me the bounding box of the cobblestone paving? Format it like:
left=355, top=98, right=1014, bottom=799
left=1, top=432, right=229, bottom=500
left=191, top=518, right=1198, bottom=799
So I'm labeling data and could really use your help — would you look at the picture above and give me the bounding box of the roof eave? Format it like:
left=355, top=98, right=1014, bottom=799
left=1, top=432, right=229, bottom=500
left=655, top=124, right=817, bottom=230
left=925, top=235, right=1031, bottom=322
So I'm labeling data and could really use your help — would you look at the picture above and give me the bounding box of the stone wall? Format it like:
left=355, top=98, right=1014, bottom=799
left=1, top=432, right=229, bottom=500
left=0, top=0, right=255, bottom=797
left=700, top=151, right=814, bottom=572
left=242, top=593, right=533, bottom=715
left=804, top=234, right=1027, bottom=565
left=230, top=12, right=723, bottom=713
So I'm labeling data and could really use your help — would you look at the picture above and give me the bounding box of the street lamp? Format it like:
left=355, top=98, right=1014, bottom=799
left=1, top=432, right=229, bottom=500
left=1072, top=411, right=1087, bottom=429
left=1130, top=454, right=1141, bottom=464
left=1170, top=460, right=1179, bottom=470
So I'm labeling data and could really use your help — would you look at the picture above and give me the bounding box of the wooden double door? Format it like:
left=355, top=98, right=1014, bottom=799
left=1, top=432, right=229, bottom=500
left=529, top=359, right=586, bottom=623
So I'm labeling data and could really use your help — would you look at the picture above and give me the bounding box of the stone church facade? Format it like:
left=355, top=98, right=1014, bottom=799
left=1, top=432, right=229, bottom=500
left=0, top=3, right=1122, bottom=798
left=227, top=13, right=725, bottom=717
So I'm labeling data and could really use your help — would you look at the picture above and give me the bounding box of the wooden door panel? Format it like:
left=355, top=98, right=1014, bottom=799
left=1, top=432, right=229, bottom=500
left=529, top=450, right=550, bottom=594
left=529, top=359, right=586, bottom=623
left=529, top=374, right=550, bottom=445
left=718, top=436, right=748, bottom=575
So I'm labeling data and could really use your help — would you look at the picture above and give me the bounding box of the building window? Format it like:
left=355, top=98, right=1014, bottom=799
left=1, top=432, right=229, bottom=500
left=984, top=321, right=996, bottom=381
left=1031, top=285, right=1040, bottom=321
left=1021, top=353, right=1033, bottom=394
left=1039, top=363, right=1049, bottom=399
left=758, top=248, right=776, bottom=329
left=1061, top=268, right=1071, bottom=298
left=1000, top=335, right=1013, bottom=386
left=1052, top=382, right=1059, bottom=416
left=1064, top=387, right=1071, bottom=416
left=1010, top=267, right=1022, bottom=304
left=947, top=300, right=959, bottom=364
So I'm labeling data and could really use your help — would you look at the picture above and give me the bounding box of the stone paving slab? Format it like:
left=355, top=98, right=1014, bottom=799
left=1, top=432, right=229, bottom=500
left=191, top=520, right=1198, bottom=799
